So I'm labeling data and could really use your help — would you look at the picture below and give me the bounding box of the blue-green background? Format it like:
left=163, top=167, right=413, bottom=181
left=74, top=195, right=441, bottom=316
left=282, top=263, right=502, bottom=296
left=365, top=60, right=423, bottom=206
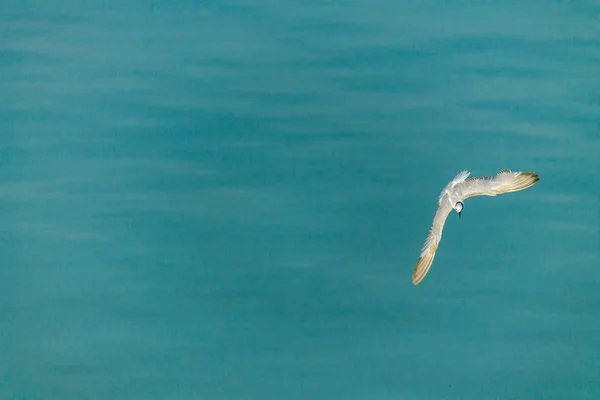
left=1, top=1, right=599, bottom=399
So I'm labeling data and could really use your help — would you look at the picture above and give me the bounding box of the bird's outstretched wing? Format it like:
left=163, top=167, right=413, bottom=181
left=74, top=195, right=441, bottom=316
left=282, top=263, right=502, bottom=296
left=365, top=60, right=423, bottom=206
left=412, top=201, right=453, bottom=285
left=456, top=170, right=539, bottom=199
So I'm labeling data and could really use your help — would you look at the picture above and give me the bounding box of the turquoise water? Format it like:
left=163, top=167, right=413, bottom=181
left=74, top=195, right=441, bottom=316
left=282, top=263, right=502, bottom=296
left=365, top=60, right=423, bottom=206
left=1, top=1, right=599, bottom=399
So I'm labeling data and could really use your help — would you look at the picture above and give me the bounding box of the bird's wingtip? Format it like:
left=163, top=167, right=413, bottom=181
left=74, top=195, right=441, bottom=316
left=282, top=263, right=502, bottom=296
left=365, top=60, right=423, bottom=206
left=412, top=251, right=436, bottom=285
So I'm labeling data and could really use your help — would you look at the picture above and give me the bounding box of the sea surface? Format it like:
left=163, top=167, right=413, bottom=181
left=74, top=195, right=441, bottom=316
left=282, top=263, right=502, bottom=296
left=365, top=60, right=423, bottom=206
left=1, top=1, right=600, bottom=399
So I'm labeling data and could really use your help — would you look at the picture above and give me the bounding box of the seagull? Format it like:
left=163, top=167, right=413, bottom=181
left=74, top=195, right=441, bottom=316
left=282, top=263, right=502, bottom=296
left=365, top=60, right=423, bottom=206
left=412, top=169, right=539, bottom=285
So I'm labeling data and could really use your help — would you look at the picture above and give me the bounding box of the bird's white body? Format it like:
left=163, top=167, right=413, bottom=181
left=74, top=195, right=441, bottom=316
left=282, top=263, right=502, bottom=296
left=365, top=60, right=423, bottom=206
left=413, top=169, right=540, bottom=285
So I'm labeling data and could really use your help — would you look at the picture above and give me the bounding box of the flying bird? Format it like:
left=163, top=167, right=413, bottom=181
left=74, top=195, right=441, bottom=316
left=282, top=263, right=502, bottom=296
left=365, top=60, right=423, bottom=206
left=412, top=169, right=539, bottom=285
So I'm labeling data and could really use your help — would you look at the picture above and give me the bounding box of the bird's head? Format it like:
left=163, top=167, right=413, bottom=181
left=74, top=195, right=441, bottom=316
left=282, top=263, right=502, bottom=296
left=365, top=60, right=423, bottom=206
left=454, top=201, right=463, bottom=218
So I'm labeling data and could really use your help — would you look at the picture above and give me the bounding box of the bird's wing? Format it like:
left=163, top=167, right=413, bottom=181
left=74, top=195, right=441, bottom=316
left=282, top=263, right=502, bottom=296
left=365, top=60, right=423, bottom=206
left=412, top=200, right=453, bottom=285
left=457, top=170, right=539, bottom=199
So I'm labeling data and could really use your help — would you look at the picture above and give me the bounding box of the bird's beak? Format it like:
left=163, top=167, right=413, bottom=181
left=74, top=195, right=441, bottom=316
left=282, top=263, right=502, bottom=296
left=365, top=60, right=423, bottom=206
left=458, top=211, right=461, bottom=219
